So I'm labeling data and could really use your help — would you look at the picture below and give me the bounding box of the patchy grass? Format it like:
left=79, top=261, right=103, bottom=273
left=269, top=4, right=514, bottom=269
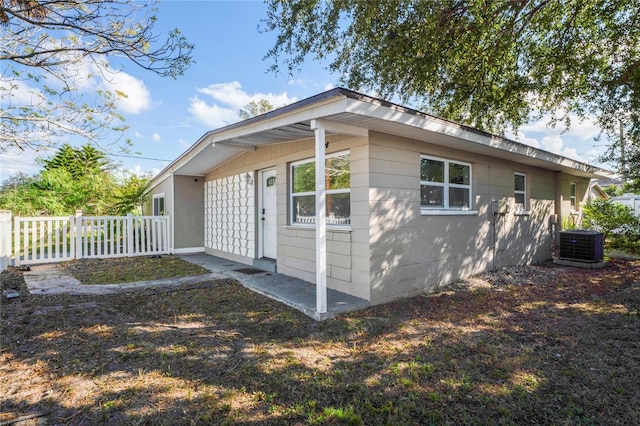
left=61, top=256, right=210, bottom=284
left=1, top=259, right=639, bottom=425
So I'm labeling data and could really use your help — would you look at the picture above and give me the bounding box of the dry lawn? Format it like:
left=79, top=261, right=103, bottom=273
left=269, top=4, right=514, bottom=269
left=1, top=258, right=639, bottom=425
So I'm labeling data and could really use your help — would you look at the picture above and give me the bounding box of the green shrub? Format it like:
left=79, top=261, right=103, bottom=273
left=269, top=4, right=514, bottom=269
left=583, top=199, right=640, bottom=254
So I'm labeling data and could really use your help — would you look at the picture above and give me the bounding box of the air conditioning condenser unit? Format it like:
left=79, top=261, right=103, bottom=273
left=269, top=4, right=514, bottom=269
left=559, top=230, right=604, bottom=262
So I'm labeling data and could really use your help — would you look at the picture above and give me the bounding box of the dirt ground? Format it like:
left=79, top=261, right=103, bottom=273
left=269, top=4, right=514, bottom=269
left=1, top=258, right=639, bottom=425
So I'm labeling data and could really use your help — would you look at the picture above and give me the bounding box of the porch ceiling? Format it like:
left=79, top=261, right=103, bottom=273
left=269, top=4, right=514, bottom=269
left=172, top=122, right=314, bottom=176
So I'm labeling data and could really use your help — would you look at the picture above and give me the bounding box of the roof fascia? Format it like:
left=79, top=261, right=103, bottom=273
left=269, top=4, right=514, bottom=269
left=344, top=97, right=613, bottom=178
left=150, top=94, right=350, bottom=186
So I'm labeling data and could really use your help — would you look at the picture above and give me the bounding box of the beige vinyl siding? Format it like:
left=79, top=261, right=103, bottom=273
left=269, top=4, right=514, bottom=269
left=147, top=176, right=172, bottom=217
left=278, top=136, right=370, bottom=300
left=557, top=174, right=592, bottom=228
left=204, top=134, right=371, bottom=300
left=367, top=131, right=557, bottom=305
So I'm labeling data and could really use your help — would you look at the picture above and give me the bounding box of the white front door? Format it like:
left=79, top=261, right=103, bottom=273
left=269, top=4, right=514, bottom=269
left=259, top=169, right=277, bottom=259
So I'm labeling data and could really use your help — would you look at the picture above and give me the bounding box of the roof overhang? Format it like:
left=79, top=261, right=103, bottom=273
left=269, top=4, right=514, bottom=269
left=150, top=88, right=614, bottom=190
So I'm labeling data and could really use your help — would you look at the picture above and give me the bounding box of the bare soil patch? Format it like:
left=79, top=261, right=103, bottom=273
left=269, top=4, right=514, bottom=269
left=1, top=259, right=639, bottom=425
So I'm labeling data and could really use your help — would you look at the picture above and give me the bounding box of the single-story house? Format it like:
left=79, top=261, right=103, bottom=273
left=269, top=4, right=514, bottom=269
left=146, top=88, right=612, bottom=314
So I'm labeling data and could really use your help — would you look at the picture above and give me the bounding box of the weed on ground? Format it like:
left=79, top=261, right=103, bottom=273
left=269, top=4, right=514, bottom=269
left=1, top=258, right=639, bottom=424
left=61, top=256, right=210, bottom=284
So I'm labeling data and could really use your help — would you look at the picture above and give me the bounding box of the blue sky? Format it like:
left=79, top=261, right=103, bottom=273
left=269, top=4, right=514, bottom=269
left=0, top=0, right=610, bottom=182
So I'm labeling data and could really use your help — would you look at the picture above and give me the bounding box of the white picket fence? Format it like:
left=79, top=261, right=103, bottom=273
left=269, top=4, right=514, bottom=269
left=0, top=211, right=11, bottom=271
left=6, top=213, right=170, bottom=267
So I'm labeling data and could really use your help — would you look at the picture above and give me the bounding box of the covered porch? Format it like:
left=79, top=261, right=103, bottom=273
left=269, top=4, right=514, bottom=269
left=179, top=253, right=370, bottom=321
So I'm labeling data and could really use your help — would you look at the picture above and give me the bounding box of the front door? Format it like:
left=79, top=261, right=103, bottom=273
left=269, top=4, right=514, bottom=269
left=259, top=169, right=277, bottom=259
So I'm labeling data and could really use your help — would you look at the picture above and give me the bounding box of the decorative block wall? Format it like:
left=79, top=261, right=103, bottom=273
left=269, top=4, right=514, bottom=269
left=204, top=174, right=255, bottom=258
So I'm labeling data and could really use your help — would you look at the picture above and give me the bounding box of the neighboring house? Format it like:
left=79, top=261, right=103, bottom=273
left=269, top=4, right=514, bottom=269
left=146, top=88, right=612, bottom=314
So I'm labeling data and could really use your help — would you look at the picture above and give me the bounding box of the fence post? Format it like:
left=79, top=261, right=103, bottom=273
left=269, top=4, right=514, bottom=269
left=127, top=213, right=134, bottom=256
left=0, top=210, right=11, bottom=272
left=165, top=215, right=171, bottom=254
left=75, top=210, right=82, bottom=260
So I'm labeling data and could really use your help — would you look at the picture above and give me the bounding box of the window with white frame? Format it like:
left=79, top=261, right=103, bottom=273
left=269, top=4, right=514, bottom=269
left=153, top=194, right=165, bottom=216
left=570, top=182, right=577, bottom=211
left=420, top=155, right=472, bottom=210
left=514, top=172, right=527, bottom=211
left=291, top=151, right=350, bottom=226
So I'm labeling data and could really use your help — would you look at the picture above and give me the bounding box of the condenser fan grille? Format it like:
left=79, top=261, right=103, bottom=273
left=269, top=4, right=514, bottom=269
left=559, top=230, right=604, bottom=262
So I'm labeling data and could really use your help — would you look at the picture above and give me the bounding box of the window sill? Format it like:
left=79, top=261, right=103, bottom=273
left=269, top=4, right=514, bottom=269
left=421, top=209, right=478, bottom=216
left=514, top=210, right=531, bottom=216
left=284, top=225, right=352, bottom=233
left=570, top=210, right=581, bottom=215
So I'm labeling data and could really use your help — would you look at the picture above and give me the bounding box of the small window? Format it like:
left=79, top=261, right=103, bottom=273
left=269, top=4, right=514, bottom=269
left=514, top=172, right=527, bottom=211
left=153, top=194, right=165, bottom=216
left=420, top=155, right=472, bottom=210
left=291, top=151, right=350, bottom=226
left=570, top=182, right=577, bottom=211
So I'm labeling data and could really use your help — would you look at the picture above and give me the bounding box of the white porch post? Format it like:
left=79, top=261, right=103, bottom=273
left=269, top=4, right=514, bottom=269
left=313, top=124, right=327, bottom=314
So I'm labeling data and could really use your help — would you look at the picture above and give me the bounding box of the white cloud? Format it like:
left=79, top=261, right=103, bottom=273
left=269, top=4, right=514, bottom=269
left=520, top=114, right=601, bottom=141
left=0, top=79, right=43, bottom=106
left=103, top=71, right=151, bottom=114
left=510, top=113, right=605, bottom=163
left=152, top=132, right=161, bottom=142
left=541, top=135, right=564, bottom=154
left=189, top=96, right=240, bottom=128
left=0, top=147, right=48, bottom=181
left=505, top=131, right=586, bottom=162
left=3, top=56, right=152, bottom=115
left=511, top=130, right=540, bottom=148
left=188, top=81, right=298, bottom=128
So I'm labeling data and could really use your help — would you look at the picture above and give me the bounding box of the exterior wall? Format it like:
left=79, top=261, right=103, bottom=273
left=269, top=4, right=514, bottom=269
left=147, top=175, right=174, bottom=249
left=203, top=135, right=371, bottom=300
left=146, top=175, right=172, bottom=216
left=557, top=174, right=592, bottom=229
left=173, top=175, right=204, bottom=252
left=277, top=136, right=370, bottom=300
left=199, top=129, right=595, bottom=306
left=367, top=132, right=556, bottom=305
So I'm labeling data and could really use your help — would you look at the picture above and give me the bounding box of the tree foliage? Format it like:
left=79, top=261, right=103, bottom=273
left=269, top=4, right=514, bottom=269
left=41, top=143, right=111, bottom=178
left=1, top=0, right=193, bottom=151
left=263, top=0, right=640, bottom=168
left=238, top=99, right=275, bottom=120
left=0, top=143, right=149, bottom=215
